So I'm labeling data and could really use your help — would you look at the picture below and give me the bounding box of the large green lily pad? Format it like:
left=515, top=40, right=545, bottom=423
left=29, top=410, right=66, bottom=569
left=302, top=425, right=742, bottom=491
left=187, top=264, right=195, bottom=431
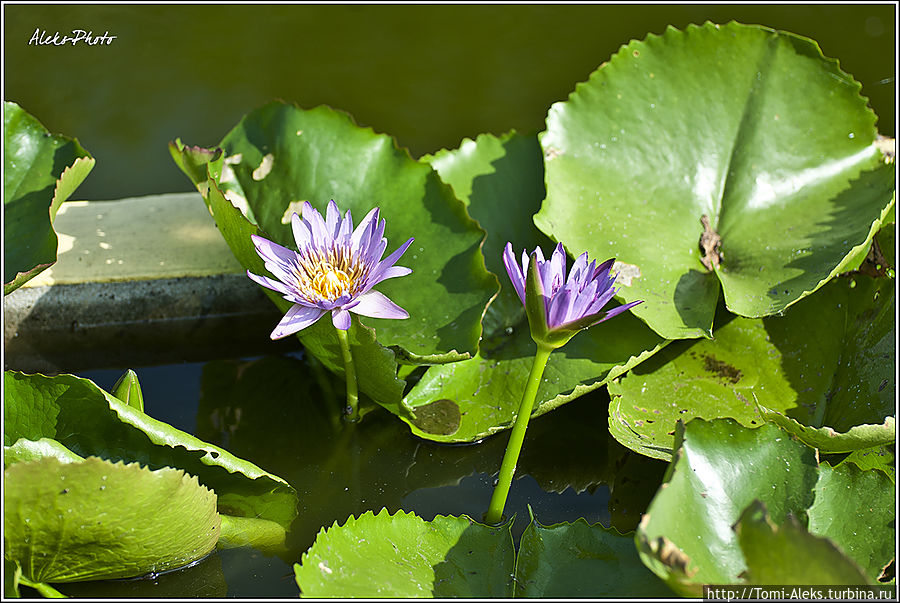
left=4, top=457, right=219, bottom=583
left=636, top=419, right=895, bottom=595
left=294, top=509, right=515, bottom=597
left=536, top=21, right=895, bottom=339
left=4, top=371, right=297, bottom=532
left=609, top=273, right=894, bottom=460
left=404, top=131, right=666, bottom=442
left=4, top=101, right=94, bottom=294
left=514, top=512, right=673, bottom=597
left=171, top=100, right=498, bottom=366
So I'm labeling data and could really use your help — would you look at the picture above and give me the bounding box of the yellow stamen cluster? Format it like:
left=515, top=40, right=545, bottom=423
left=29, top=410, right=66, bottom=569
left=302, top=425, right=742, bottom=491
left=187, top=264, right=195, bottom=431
left=294, top=246, right=367, bottom=302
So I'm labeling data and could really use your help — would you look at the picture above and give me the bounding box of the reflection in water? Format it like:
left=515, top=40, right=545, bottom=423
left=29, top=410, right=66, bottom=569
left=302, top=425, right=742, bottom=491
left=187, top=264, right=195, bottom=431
left=77, top=351, right=667, bottom=597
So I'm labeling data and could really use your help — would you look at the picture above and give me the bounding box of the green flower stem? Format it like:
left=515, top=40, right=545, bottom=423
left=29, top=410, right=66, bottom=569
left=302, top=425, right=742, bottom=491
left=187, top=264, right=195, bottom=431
left=19, top=576, right=66, bottom=598
left=485, top=342, right=554, bottom=525
left=335, top=325, right=359, bottom=422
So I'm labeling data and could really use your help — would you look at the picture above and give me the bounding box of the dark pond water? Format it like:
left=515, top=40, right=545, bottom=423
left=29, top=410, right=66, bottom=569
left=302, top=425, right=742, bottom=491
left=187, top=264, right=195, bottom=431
left=31, top=352, right=667, bottom=597
left=3, top=4, right=895, bottom=202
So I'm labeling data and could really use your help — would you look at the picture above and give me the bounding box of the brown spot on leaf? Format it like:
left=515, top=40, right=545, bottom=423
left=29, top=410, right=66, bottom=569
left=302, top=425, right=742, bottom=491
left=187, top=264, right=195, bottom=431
left=878, top=558, right=895, bottom=583
left=856, top=236, right=893, bottom=278
left=699, top=214, right=722, bottom=271
left=701, top=354, right=742, bottom=384
left=875, top=134, right=895, bottom=164
left=650, top=535, right=696, bottom=578
left=410, top=399, right=461, bottom=436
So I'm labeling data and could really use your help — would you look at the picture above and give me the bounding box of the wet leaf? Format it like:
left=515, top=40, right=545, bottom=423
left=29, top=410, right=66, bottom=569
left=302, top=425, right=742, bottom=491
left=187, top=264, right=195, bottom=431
left=170, top=100, right=498, bottom=367
left=3, top=370, right=297, bottom=532
left=735, top=500, right=871, bottom=585
left=636, top=419, right=894, bottom=594
left=609, top=274, right=894, bottom=460
left=536, top=22, right=894, bottom=339
left=293, top=509, right=515, bottom=597
left=514, top=512, right=673, bottom=597
left=406, top=131, right=666, bottom=442
left=3, top=457, right=219, bottom=582
left=4, top=101, right=94, bottom=294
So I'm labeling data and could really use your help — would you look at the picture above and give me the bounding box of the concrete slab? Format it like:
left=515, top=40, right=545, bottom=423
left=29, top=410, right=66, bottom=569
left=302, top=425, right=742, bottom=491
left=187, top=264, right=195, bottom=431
left=25, top=192, right=243, bottom=286
left=4, top=193, right=300, bottom=374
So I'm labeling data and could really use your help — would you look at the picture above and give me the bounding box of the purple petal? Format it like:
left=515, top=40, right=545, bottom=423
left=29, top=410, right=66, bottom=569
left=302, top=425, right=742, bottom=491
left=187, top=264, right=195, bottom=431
left=594, top=299, right=643, bottom=324
left=331, top=307, right=352, bottom=330
left=350, top=290, right=409, bottom=320
left=369, top=238, right=414, bottom=283
left=567, top=252, right=590, bottom=287
left=337, top=208, right=353, bottom=243
left=503, top=242, right=526, bottom=305
left=291, top=212, right=312, bottom=251
left=585, top=284, right=620, bottom=316
left=251, top=235, right=299, bottom=284
left=325, top=199, right=341, bottom=238
left=303, top=202, right=329, bottom=247
left=247, top=269, right=293, bottom=297
left=270, top=304, right=325, bottom=339
left=569, top=278, right=599, bottom=320
left=547, top=243, right=567, bottom=293
left=371, top=264, right=412, bottom=283
left=547, top=282, right=577, bottom=329
left=351, top=207, right=380, bottom=251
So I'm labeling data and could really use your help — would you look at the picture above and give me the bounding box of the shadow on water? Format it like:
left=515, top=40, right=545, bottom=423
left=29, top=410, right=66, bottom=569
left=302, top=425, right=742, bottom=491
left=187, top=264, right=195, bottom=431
left=69, top=350, right=657, bottom=596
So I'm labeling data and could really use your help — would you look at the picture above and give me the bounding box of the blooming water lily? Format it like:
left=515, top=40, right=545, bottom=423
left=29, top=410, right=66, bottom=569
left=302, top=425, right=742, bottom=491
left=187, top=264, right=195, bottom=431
left=486, top=241, right=643, bottom=524
left=248, top=199, right=413, bottom=421
left=248, top=199, right=414, bottom=339
left=503, top=241, right=643, bottom=349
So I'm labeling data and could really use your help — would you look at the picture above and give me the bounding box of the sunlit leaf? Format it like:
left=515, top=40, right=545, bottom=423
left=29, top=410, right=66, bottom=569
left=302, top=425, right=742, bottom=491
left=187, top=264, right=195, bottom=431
left=4, top=101, right=94, bottom=294
left=4, top=457, right=219, bottom=582
left=609, top=274, right=894, bottom=460
left=536, top=22, right=894, bottom=339
left=294, top=509, right=515, bottom=597
left=636, top=419, right=894, bottom=594
left=170, top=101, right=498, bottom=366
left=3, top=371, right=297, bottom=531
left=406, top=131, right=666, bottom=442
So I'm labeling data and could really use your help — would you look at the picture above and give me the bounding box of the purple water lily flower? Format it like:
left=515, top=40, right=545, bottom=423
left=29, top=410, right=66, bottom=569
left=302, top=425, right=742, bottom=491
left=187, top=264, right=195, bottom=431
left=248, top=200, right=414, bottom=339
left=503, top=241, right=642, bottom=347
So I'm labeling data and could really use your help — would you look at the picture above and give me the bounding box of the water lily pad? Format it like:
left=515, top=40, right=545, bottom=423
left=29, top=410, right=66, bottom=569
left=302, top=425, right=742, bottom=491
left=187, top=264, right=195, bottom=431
left=609, top=274, right=894, bottom=460
left=757, top=410, right=894, bottom=453
left=536, top=22, right=894, bottom=339
left=293, top=509, right=515, bottom=597
left=514, top=512, right=673, bottom=597
left=405, top=131, right=666, bottom=442
left=735, top=500, right=871, bottom=585
left=5, top=437, right=83, bottom=466
left=170, top=100, right=498, bottom=366
left=636, top=419, right=895, bottom=594
left=3, top=370, right=297, bottom=532
left=4, top=456, right=219, bottom=582
left=838, top=445, right=895, bottom=477
left=4, top=101, right=94, bottom=294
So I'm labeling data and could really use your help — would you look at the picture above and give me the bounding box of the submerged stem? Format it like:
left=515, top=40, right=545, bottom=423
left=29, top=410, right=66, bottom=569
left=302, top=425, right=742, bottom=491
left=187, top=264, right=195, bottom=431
left=485, top=343, right=554, bottom=525
left=335, top=325, right=359, bottom=422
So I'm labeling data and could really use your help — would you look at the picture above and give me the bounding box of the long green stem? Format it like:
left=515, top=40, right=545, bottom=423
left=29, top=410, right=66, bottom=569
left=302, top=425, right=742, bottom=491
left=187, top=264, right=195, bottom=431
left=335, top=325, right=359, bottom=422
left=485, top=343, right=553, bottom=525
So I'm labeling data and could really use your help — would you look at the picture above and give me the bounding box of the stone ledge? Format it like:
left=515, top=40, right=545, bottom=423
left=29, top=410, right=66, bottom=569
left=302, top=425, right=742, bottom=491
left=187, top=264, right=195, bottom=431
left=4, top=193, right=300, bottom=373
